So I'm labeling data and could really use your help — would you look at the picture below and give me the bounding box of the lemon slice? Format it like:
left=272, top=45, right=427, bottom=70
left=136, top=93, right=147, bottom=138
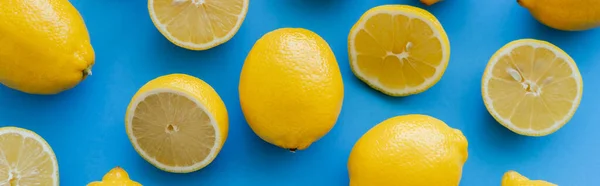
left=348, top=5, right=450, bottom=96
left=482, top=39, right=583, bottom=136
left=0, top=127, right=58, bottom=186
left=125, top=74, right=229, bottom=173
left=148, top=0, right=249, bottom=50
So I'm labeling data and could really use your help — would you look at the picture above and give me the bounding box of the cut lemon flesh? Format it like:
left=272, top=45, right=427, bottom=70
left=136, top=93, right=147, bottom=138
left=482, top=39, right=583, bottom=136
left=348, top=5, right=450, bottom=96
left=149, top=0, right=249, bottom=50
left=0, top=127, right=58, bottom=186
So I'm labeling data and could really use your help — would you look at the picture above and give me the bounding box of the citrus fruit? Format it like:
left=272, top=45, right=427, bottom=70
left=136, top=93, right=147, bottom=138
left=148, top=0, right=249, bottom=50
left=0, top=127, right=58, bottom=186
left=0, top=0, right=94, bottom=94
left=348, top=114, right=468, bottom=186
left=239, top=28, right=344, bottom=151
left=348, top=5, right=450, bottom=96
left=482, top=39, right=583, bottom=136
left=519, top=0, right=600, bottom=31
left=87, top=167, right=141, bottom=186
left=502, top=171, right=556, bottom=186
left=125, top=74, right=228, bottom=173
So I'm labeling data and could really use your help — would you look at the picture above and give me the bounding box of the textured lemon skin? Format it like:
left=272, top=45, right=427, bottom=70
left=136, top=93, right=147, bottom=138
left=239, top=28, right=344, bottom=150
left=125, top=74, right=228, bottom=172
left=348, top=5, right=450, bottom=97
left=0, top=0, right=94, bottom=94
left=481, top=39, right=583, bottom=136
left=519, top=0, right=600, bottom=31
left=348, top=114, right=468, bottom=186
left=87, top=167, right=142, bottom=186
left=502, top=171, right=557, bottom=186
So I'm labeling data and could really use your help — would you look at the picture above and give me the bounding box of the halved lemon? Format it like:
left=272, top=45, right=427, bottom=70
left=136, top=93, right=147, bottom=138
left=482, top=39, right=583, bottom=136
left=125, top=74, right=229, bottom=173
left=148, top=0, right=249, bottom=50
left=0, top=127, right=58, bottom=186
left=348, top=5, right=450, bottom=96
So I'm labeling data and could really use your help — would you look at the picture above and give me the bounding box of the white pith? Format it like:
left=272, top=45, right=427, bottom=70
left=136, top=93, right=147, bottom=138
left=482, top=40, right=583, bottom=134
left=126, top=88, right=221, bottom=172
left=349, top=9, right=449, bottom=95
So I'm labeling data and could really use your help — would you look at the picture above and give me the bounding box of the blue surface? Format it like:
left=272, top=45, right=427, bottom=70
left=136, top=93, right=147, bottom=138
left=1, top=0, right=600, bottom=185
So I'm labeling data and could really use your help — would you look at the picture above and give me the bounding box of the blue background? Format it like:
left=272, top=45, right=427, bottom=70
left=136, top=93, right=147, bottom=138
left=1, top=0, right=599, bottom=185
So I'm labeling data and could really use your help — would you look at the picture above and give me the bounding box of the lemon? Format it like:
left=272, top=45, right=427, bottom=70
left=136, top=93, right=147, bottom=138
left=519, top=0, right=600, bottom=31
left=348, top=114, right=468, bottom=186
left=87, top=167, right=141, bottom=186
left=348, top=5, right=450, bottom=96
left=0, top=127, right=59, bottom=186
left=502, top=171, right=557, bottom=186
left=421, top=0, right=442, bottom=6
left=0, top=0, right=95, bottom=94
left=125, top=74, right=228, bottom=173
left=239, top=28, right=344, bottom=151
left=148, top=0, right=249, bottom=50
left=482, top=39, right=583, bottom=136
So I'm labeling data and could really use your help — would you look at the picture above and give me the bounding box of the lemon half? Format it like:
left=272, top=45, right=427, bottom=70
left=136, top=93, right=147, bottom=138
left=482, top=39, right=583, bottom=136
left=126, top=74, right=228, bottom=173
left=348, top=5, right=450, bottom=96
left=149, top=0, right=249, bottom=50
left=0, top=127, right=59, bottom=186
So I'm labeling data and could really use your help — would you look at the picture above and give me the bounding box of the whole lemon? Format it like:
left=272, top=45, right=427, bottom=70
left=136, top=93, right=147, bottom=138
left=519, top=0, right=600, bottom=31
left=239, top=28, right=344, bottom=151
left=87, top=167, right=142, bottom=186
left=0, top=0, right=94, bottom=94
left=502, top=171, right=556, bottom=186
left=348, top=114, right=468, bottom=186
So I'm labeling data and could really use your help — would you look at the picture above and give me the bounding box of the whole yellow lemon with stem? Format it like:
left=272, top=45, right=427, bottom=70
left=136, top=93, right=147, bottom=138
left=502, top=171, right=556, bottom=186
left=348, top=114, right=468, bottom=186
left=0, top=0, right=95, bottom=94
left=239, top=28, right=344, bottom=151
left=87, top=167, right=141, bottom=186
left=519, top=0, right=600, bottom=31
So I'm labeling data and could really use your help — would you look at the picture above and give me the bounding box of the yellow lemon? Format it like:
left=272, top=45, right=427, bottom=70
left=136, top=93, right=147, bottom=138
left=126, top=74, right=228, bottom=173
left=0, top=0, right=95, bottom=94
left=421, top=0, right=443, bottom=6
left=482, top=39, right=583, bottom=136
left=0, top=127, right=59, bottom=186
left=87, top=167, right=141, bottom=186
left=519, top=0, right=600, bottom=31
left=148, top=0, right=249, bottom=50
left=502, top=171, right=557, bottom=186
left=348, top=5, right=450, bottom=96
left=348, top=114, right=468, bottom=186
left=239, top=28, right=344, bottom=151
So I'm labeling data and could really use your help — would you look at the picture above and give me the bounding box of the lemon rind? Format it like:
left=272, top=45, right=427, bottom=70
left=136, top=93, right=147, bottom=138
left=148, top=0, right=249, bottom=50
left=481, top=39, right=583, bottom=136
left=348, top=5, right=450, bottom=96
left=125, top=88, right=222, bottom=173
left=0, top=127, right=59, bottom=186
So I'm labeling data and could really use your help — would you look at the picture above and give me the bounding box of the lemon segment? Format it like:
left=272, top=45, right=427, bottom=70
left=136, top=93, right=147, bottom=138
left=0, top=127, right=59, bottom=186
left=348, top=5, right=450, bottom=96
left=126, top=74, right=228, bottom=173
left=148, top=0, right=249, bottom=50
left=482, top=39, right=583, bottom=136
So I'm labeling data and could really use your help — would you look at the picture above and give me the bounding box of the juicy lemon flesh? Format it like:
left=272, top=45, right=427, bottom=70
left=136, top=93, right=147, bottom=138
left=485, top=40, right=582, bottom=135
left=0, top=129, right=57, bottom=185
left=131, top=91, right=216, bottom=170
left=351, top=6, right=447, bottom=96
left=151, top=0, right=246, bottom=49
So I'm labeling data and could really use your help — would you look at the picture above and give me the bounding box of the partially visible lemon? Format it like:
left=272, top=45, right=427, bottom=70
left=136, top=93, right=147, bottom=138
left=0, top=0, right=95, bottom=94
left=239, top=28, right=344, bottom=151
left=502, top=171, right=557, bottom=186
left=148, top=0, right=249, bottom=50
left=348, top=5, right=450, bottom=96
left=421, top=0, right=442, bottom=6
left=87, top=167, right=141, bottom=186
left=519, top=0, right=600, bottom=31
left=0, top=127, right=59, bottom=186
left=348, top=114, right=468, bottom=186
left=126, top=74, right=228, bottom=173
left=482, top=39, right=583, bottom=136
